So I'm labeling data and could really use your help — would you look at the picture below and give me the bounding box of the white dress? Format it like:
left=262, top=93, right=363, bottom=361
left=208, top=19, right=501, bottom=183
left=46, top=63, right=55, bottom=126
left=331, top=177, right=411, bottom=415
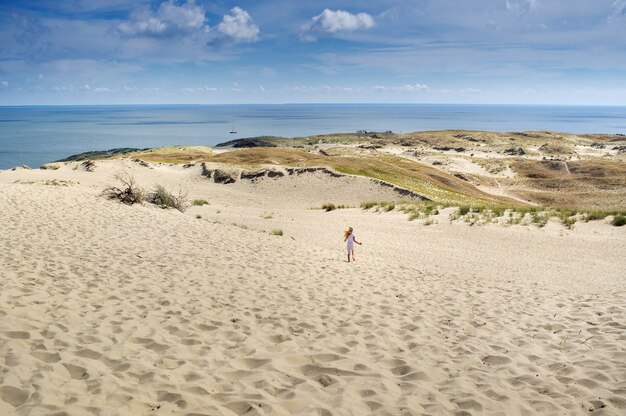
left=346, top=233, right=355, bottom=252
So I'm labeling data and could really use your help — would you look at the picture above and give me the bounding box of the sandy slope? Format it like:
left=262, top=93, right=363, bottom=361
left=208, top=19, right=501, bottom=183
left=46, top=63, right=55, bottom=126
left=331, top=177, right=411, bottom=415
left=0, top=161, right=625, bottom=415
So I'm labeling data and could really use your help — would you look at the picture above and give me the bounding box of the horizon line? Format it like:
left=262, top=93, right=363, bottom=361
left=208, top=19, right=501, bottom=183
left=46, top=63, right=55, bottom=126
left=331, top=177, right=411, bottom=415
left=2, top=102, right=626, bottom=108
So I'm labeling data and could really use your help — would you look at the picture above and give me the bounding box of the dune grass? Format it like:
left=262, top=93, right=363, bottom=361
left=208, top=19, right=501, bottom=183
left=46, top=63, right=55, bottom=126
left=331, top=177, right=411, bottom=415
left=321, top=203, right=351, bottom=211
left=208, top=148, right=521, bottom=208
left=116, top=132, right=625, bottom=212
left=123, top=146, right=214, bottom=164
left=363, top=198, right=626, bottom=229
left=148, top=184, right=191, bottom=212
left=612, top=215, right=626, bottom=227
left=193, top=199, right=209, bottom=206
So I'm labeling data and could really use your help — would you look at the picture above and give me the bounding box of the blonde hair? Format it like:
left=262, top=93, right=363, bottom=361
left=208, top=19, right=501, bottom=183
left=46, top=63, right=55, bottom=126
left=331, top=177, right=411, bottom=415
left=343, top=227, right=353, bottom=241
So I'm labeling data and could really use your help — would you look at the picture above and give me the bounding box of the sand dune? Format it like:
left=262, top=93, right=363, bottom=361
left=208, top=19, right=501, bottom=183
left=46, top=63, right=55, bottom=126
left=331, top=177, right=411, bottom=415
left=1, top=161, right=625, bottom=415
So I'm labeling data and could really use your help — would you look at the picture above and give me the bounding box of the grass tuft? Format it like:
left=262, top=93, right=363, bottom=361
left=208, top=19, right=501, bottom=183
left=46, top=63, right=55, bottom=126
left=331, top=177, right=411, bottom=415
left=193, top=199, right=209, bottom=206
left=148, top=184, right=191, bottom=212
left=458, top=206, right=470, bottom=216
left=611, top=214, right=626, bottom=227
left=361, top=201, right=378, bottom=210
left=271, top=229, right=283, bottom=236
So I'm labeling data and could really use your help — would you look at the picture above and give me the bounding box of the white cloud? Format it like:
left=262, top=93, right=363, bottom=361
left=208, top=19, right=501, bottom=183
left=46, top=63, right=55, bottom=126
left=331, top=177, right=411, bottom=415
left=118, top=0, right=208, bottom=37
left=612, top=0, right=626, bottom=16
left=217, top=7, right=259, bottom=43
left=374, top=83, right=429, bottom=92
left=303, top=9, right=374, bottom=40
left=505, top=0, right=538, bottom=15
left=181, top=85, right=218, bottom=93
left=93, top=87, right=112, bottom=92
left=54, top=84, right=75, bottom=92
left=289, top=84, right=428, bottom=95
left=1, top=81, right=8, bottom=89
left=399, top=83, right=429, bottom=92
left=38, top=74, right=44, bottom=80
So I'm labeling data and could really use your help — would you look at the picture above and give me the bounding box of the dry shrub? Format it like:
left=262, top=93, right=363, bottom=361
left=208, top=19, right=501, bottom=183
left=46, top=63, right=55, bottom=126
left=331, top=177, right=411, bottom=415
left=102, top=171, right=145, bottom=205
left=148, top=184, right=190, bottom=212
left=81, top=160, right=95, bottom=172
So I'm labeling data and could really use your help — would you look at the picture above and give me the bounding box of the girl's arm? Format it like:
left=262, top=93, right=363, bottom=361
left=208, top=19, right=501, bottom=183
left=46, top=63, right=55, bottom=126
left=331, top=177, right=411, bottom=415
left=353, top=235, right=362, bottom=245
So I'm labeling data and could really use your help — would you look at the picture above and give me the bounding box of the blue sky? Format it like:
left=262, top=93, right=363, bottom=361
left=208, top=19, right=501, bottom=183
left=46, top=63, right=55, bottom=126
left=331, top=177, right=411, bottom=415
left=1, top=0, right=625, bottom=105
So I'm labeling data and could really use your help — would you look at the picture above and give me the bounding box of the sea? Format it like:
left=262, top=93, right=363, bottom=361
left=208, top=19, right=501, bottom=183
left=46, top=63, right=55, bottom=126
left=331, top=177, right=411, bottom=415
left=1, top=104, right=625, bottom=170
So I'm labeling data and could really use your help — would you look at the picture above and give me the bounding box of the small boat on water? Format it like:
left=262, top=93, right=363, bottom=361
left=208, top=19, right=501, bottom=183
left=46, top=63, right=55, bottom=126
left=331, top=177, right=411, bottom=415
left=229, top=125, right=237, bottom=134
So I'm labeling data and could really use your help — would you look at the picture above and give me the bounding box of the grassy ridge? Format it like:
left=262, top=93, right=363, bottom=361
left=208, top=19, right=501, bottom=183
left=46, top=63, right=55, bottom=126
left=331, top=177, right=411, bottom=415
left=124, top=146, right=214, bottom=164
left=112, top=126, right=626, bottom=211
left=209, top=148, right=524, bottom=207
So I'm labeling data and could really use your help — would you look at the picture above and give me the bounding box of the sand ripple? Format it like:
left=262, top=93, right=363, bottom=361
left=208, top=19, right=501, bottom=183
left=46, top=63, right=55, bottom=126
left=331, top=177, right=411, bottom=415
left=1, top=182, right=625, bottom=415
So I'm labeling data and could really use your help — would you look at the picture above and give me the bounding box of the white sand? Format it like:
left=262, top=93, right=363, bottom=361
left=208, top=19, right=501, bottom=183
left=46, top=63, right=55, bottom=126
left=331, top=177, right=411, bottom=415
left=1, top=160, right=625, bottom=415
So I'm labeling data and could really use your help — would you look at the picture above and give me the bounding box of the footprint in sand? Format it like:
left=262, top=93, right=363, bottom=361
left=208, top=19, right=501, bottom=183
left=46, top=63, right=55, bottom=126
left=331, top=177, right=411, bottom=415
left=62, top=363, right=89, bottom=380
left=223, top=401, right=258, bottom=415
left=454, top=398, right=484, bottom=411
left=157, top=390, right=187, bottom=409
left=184, top=386, right=210, bottom=395
left=74, top=348, right=102, bottom=360
left=231, top=357, right=271, bottom=370
left=481, top=355, right=512, bottom=366
left=0, top=386, right=30, bottom=408
left=3, top=331, right=30, bottom=339
left=391, top=364, right=413, bottom=376
left=30, top=351, right=61, bottom=363
left=311, top=353, right=342, bottom=363
left=317, top=374, right=336, bottom=387
left=366, top=401, right=383, bottom=411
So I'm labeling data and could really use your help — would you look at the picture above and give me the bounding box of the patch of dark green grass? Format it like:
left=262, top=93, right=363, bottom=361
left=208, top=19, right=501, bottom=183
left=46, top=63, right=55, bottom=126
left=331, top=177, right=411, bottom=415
left=193, top=199, right=209, bottom=206
left=361, top=201, right=378, bottom=210
left=458, top=206, right=470, bottom=216
left=611, top=214, right=626, bottom=227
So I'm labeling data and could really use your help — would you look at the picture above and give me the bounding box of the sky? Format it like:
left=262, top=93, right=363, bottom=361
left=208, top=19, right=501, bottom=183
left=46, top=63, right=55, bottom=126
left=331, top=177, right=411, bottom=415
left=0, top=0, right=625, bottom=105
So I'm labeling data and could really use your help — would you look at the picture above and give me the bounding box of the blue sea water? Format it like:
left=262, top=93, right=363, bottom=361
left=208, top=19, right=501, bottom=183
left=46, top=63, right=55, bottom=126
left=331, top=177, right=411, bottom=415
left=1, top=104, right=625, bottom=169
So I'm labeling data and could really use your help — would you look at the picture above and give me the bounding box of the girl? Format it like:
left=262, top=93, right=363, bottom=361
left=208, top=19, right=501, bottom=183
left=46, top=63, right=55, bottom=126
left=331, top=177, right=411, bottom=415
left=343, top=226, right=362, bottom=262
